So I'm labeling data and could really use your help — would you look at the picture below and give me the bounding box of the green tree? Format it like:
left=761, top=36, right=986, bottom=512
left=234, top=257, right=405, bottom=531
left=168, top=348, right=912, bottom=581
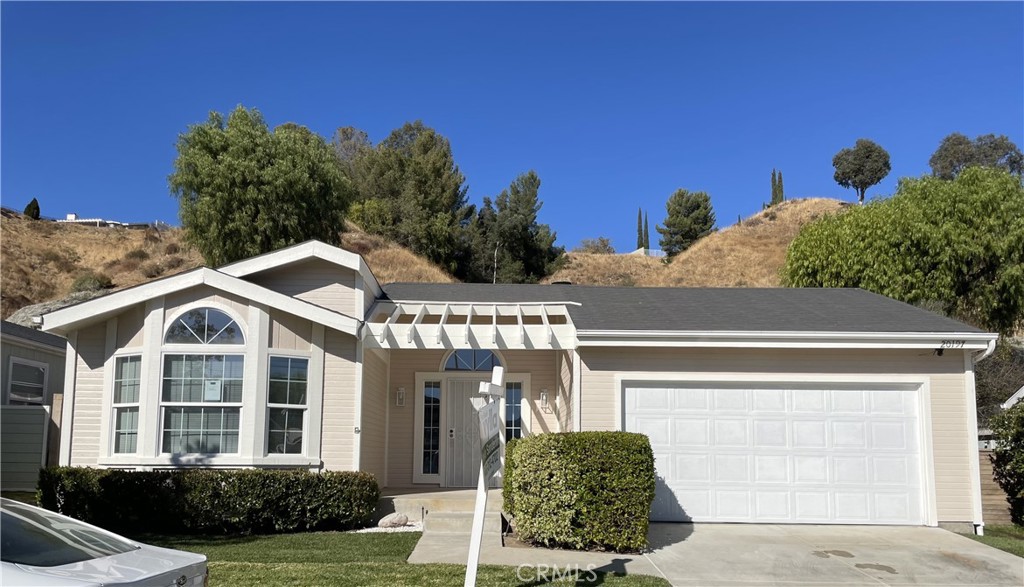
left=465, top=171, right=564, bottom=283
left=770, top=169, right=778, bottom=205
left=929, top=132, right=1024, bottom=180
left=338, top=121, right=472, bottom=274
left=656, top=189, right=716, bottom=258
left=23, top=197, right=40, bottom=220
left=832, top=139, right=891, bottom=204
left=643, top=211, right=650, bottom=250
left=989, top=401, right=1024, bottom=524
left=636, top=208, right=643, bottom=249
left=776, top=171, right=785, bottom=204
left=169, top=106, right=352, bottom=266
left=783, top=167, right=1024, bottom=334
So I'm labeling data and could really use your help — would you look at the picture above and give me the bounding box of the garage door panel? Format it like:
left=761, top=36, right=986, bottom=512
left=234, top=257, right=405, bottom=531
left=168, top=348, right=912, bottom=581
left=625, top=385, right=924, bottom=525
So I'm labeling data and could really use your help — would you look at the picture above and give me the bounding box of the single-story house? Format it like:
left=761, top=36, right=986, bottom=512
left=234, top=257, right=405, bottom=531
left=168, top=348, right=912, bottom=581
left=40, top=241, right=998, bottom=532
left=1, top=320, right=67, bottom=489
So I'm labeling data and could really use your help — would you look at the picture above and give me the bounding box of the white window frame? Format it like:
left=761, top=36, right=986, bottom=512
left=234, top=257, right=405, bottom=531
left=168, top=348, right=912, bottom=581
left=265, top=354, right=310, bottom=457
left=110, top=354, right=142, bottom=455
left=6, top=356, right=49, bottom=406
left=159, top=351, right=245, bottom=456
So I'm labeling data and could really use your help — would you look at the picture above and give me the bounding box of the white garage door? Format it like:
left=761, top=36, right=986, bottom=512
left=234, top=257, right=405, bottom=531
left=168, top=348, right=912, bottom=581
left=624, top=385, right=924, bottom=524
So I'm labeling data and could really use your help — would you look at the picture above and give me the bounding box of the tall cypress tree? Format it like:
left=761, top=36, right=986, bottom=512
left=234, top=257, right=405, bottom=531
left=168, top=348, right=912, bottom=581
left=777, top=171, right=785, bottom=203
left=643, top=212, right=650, bottom=250
left=770, top=169, right=778, bottom=205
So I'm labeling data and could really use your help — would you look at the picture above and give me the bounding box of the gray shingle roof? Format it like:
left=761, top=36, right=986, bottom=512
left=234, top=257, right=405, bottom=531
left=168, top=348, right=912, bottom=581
left=380, top=284, right=984, bottom=333
left=1, top=320, right=66, bottom=349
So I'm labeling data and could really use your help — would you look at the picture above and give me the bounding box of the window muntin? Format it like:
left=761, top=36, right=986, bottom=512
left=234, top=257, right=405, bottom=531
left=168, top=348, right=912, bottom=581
left=422, top=381, right=441, bottom=475
left=160, top=354, right=243, bottom=454
left=444, top=350, right=501, bottom=372
left=112, top=356, right=141, bottom=454
left=8, top=360, right=46, bottom=405
left=267, top=357, right=308, bottom=455
left=505, top=382, right=523, bottom=440
left=164, top=308, right=244, bottom=345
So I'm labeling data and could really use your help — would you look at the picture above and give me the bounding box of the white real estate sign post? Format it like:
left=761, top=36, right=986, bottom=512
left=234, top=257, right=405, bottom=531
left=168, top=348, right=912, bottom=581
left=464, top=366, right=505, bottom=587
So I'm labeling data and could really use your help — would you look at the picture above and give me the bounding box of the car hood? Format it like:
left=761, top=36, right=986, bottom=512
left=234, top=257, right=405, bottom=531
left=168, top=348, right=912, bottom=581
left=12, top=543, right=206, bottom=587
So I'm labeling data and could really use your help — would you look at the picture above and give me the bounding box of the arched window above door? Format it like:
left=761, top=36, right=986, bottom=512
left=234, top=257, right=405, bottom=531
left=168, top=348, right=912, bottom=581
left=443, top=350, right=501, bottom=372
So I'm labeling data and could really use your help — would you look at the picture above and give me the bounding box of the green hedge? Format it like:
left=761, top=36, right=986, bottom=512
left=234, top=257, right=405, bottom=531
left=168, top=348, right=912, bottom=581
left=38, top=468, right=380, bottom=535
left=503, top=432, right=655, bottom=553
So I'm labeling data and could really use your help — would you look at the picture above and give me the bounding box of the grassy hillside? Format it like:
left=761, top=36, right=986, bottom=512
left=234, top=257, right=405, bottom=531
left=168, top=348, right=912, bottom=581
left=547, top=198, right=848, bottom=287
left=0, top=211, right=453, bottom=321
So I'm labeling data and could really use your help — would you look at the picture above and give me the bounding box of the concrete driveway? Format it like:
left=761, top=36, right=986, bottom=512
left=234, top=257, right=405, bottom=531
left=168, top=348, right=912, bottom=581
left=646, top=523, right=1023, bottom=586
left=410, top=523, right=1023, bottom=586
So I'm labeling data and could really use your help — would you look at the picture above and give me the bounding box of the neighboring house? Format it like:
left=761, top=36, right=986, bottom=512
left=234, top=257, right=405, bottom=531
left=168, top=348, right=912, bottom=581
left=41, top=241, right=998, bottom=533
left=1, top=320, right=67, bottom=489
left=1000, top=385, right=1024, bottom=409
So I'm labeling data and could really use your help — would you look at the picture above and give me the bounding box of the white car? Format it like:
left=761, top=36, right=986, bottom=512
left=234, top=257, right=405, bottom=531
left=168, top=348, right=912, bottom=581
left=0, top=498, right=208, bottom=587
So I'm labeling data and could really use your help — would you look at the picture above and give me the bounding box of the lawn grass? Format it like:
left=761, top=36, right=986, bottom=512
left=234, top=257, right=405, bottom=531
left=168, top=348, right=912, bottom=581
left=142, top=532, right=669, bottom=587
left=968, top=524, right=1024, bottom=558
left=0, top=491, right=37, bottom=505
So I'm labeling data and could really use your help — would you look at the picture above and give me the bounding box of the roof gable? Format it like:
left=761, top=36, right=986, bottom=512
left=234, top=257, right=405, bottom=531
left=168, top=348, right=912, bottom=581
left=219, top=240, right=382, bottom=299
left=41, top=268, right=358, bottom=337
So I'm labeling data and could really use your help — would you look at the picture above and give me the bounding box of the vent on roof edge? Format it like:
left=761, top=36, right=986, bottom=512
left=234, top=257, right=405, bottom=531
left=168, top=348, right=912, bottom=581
left=550, top=280, right=572, bottom=285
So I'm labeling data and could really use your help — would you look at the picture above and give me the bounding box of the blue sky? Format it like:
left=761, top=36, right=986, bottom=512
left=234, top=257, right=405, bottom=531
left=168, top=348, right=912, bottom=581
left=2, top=2, right=1022, bottom=253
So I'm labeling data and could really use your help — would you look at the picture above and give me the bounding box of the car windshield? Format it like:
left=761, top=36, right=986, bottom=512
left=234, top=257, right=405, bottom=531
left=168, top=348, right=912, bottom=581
left=0, top=500, right=139, bottom=567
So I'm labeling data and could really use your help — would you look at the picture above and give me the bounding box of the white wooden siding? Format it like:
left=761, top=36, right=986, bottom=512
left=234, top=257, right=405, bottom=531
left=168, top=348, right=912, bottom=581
left=579, top=347, right=972, bottom=523
left=248, top=259, right=357, bottom=316
left=70, top=323, right=106, bottom=466
left=360, top=349, right=388, bottom=484
left=322, top=329, right=357, bottom=471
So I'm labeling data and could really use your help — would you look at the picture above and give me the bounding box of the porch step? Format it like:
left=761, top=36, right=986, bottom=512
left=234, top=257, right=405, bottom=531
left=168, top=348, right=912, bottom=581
left=423, top=511, right=503, bottom=534
left=377, top=490, right=504, bottom=524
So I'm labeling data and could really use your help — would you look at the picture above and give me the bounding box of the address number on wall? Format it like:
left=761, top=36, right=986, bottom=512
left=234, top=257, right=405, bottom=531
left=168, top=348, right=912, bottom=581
left=940, top=340, right=966, bottom=349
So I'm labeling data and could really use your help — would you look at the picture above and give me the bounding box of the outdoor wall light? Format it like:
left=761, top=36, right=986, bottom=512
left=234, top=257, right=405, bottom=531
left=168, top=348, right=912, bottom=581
left=396, top=387, right=406, bottom=407
left=540, top=389, right=549, bottom=407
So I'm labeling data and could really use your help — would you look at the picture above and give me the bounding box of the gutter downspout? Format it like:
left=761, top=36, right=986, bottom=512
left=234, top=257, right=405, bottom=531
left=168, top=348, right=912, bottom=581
left=968, top=336, right=999, bottom=536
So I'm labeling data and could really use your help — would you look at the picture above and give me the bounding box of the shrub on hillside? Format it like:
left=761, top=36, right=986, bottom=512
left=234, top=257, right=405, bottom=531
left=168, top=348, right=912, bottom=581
left=164, top=242, right=181, bottom=255
left=71, top=271, right=113, bottom=292
left=37, top=467, right=380, bottom=535
left=125, top=248, right=150, bottom=261
left=990, top=403, right=1024, bottom=524
left=23, top=198, right=41, bottom=220
left=163, top=255, right=185, bottom=270
left=504, top=432, right=655, bottom=553
left=139, top=262, right=164, bottom=278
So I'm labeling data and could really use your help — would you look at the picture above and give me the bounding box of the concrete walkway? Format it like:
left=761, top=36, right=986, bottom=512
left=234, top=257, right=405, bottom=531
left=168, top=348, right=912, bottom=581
left=409, top=523, right=1024, bottom=586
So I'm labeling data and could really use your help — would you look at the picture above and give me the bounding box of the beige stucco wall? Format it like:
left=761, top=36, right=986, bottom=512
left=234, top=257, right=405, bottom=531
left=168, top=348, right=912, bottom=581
left=578, top=346, right=974, bottom=523
left=360, top=349, right=388, bottom=484
left=321, top=329, right=357, bottom=471
left=247, top=259, right=358, bottom=317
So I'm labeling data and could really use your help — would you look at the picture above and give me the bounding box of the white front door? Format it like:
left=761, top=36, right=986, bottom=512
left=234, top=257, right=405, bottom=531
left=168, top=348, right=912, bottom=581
left=446, top=378, right=485, bottom=487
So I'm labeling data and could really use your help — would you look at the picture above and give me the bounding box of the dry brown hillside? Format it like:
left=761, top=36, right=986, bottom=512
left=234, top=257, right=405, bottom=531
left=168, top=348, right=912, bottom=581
left=0, top=211, right=453, bottom=321
left=546, top=198, right=848, bottom=287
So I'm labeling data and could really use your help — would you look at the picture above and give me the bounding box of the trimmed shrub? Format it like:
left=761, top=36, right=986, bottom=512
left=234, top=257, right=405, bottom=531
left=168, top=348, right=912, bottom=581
left=71, top=271, right=113, bottom=292
left=37, top=467, right=380, bottom=535
left=504, top=432, right=655, bottom=553
left=990, top=402, right=1024, bottom=524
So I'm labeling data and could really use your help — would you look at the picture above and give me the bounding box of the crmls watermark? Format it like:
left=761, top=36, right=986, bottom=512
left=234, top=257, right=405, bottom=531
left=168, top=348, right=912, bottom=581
left=515, top=563, right=599, bottom=583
